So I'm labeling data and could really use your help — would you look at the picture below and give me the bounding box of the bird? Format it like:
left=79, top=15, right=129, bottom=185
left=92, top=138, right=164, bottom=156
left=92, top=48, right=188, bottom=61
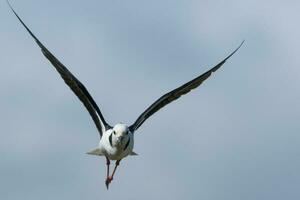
left=7, top=0, right=244, bottom=189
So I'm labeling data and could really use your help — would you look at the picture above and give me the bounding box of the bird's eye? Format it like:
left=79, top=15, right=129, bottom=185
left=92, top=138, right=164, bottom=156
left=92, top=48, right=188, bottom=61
left=113, top=131, right=116, bottom=135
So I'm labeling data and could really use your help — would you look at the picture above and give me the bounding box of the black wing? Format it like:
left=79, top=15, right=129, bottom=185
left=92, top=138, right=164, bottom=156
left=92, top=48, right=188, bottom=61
left=129, top=41, right=244, bottom=132
left=8, top=1, right=111, bottom=137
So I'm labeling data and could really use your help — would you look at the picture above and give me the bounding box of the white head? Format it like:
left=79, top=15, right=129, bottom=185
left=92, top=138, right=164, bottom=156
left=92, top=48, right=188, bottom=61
left=111, top=123, right=130, bottom=146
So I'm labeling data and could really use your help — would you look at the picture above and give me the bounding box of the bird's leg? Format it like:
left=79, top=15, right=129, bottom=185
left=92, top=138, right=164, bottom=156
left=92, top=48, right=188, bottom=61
left=105, top=159, right=121, bottom=189
left=105, top=157, right=111, bottom=189
left=110, top=159, right=121, bottom=181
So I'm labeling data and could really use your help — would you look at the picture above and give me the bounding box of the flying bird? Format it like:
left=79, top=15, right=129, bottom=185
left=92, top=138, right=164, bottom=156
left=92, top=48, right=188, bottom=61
left=7, top=1, right=244, bottom=189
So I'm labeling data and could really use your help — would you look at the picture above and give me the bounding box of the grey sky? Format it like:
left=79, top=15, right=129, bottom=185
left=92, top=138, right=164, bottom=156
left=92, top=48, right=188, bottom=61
left=1, top=0, right=299, bottom=199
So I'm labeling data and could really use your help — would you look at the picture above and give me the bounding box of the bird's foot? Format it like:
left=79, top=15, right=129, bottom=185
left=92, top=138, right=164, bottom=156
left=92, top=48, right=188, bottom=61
left=105, top=176, right=113, bottom=189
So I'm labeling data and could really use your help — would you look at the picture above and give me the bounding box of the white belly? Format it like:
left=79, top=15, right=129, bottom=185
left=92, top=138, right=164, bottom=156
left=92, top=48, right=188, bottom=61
left=99, top=131, right=134, bottom=160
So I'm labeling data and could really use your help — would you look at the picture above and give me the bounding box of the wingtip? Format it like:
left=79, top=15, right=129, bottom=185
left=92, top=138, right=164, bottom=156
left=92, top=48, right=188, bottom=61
left=233, top=40, right=245, bottom=54
left=223, top=40, right=245, bottom=62
left=239, top=39, right=245, bottom=49
left=6, top=0, right=43, bottom=47
left=6, top=0, right=13, bottom=10
left=6, top=0, right=17, bottom=15
left=236, top=39, right=245, bottom=54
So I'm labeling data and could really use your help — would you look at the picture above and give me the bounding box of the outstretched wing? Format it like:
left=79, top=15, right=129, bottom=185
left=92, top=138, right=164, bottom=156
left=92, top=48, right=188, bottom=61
left=130, top=41, right=244, bottom=132
left=8, top=1, right=111, bottom=137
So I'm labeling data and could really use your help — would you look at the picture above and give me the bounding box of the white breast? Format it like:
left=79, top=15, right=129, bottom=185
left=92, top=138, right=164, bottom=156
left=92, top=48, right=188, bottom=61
left=99, top=130, right=134, bottom=160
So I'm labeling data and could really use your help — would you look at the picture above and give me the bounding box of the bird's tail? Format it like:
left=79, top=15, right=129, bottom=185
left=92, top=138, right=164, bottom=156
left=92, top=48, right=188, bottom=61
left=86, top=148, right=138, bottom=156
left=86, top=148, right=104, bottom=156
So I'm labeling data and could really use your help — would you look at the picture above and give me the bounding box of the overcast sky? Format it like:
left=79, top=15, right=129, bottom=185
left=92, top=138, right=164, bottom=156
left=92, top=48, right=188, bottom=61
left=1, top=0, right=299, bottom=199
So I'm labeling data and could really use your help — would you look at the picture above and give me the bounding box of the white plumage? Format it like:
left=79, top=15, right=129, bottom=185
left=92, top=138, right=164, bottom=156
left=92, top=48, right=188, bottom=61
left=87, top=123, right=136, bottom=160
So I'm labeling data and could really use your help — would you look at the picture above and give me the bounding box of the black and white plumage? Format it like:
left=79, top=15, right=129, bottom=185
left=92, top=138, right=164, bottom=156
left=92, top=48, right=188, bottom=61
left=7, top=1, right=244, bottom=189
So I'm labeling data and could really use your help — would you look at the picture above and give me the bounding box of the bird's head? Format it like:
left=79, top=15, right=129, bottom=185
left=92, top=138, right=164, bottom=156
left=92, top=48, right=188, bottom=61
left=111, top=123, right=130, bottom=146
